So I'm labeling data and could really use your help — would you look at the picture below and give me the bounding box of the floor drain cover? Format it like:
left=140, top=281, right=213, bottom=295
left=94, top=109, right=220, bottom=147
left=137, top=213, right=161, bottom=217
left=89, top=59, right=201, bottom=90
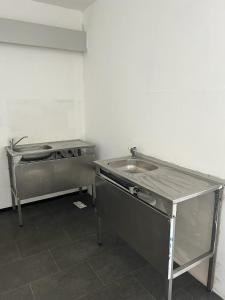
left=73, top=201, right=87, bottom=209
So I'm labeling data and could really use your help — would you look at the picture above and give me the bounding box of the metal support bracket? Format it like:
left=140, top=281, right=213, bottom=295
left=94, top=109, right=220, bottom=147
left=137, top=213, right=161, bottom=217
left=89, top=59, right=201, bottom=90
left=173, top=251, right=213, bottom=279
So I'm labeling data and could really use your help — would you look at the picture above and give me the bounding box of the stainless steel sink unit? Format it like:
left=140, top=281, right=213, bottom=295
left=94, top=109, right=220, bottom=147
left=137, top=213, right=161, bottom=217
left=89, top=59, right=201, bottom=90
left=94, top=147, right=224, bottom=300
left=6, top=139, right=95, bottom=226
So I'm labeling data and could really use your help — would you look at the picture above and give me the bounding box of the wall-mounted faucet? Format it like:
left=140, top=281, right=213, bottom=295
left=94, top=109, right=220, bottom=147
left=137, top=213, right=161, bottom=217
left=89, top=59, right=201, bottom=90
left=129, top=146, right=137, bottom=159
left=10, top=136, right=28, bottom=151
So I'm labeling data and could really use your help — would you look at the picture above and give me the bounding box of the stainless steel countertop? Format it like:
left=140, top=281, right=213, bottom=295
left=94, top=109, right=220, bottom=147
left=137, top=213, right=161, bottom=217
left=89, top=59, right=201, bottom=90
left=95, top=153, right=224, bottom=203
left=6, top=139, right=95, bottom=157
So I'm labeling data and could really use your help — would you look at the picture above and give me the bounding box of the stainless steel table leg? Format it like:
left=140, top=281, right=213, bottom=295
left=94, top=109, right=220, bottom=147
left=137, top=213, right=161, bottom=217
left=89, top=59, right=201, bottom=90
left=166, top=279, right=173, bottom=300
left=97, top=215, right=102, bottom=246
left=92, top=184, right=96, bottom=206
left=167, top=204, right=177, bottom=300
left=16, top=197, right=23, bottom=227
left=11, top=189, right=16, bottom=211
left=207, top=189, right=223, bottom=291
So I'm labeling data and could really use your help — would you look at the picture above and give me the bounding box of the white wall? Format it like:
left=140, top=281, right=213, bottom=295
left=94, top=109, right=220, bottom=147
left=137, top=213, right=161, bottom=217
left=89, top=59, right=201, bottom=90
left=84, top=0, right=225, bottom=297
left=0, top=0, right=85, bottom=209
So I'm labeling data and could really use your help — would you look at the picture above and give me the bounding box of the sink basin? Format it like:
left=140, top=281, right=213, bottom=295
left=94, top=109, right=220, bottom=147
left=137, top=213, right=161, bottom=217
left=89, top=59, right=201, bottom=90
left=108, top=159, right=158, bottom=174
left=14, top=145, right=52, bottom=161
left=14, top=145, right=52, bottom=153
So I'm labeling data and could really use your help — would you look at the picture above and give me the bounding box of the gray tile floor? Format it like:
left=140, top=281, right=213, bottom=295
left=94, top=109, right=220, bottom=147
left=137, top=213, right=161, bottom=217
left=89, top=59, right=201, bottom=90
left=0, top=193, right=222, bottom=300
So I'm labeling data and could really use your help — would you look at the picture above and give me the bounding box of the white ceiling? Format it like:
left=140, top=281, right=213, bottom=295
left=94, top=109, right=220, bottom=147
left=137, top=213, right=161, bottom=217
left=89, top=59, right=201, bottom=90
left=33, top=0, right=96, bottom=11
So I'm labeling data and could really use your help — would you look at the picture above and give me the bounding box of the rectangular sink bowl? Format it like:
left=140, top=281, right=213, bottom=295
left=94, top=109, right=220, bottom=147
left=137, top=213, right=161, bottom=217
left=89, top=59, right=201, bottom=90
left=108, top=159, right=158, bottom=174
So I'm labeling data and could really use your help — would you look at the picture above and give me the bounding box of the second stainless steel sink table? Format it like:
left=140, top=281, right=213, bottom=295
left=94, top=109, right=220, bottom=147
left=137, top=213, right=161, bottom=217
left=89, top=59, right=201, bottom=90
left=6, top=139, right=95, bottom=226
left=94, top=150, right=224, bottom=300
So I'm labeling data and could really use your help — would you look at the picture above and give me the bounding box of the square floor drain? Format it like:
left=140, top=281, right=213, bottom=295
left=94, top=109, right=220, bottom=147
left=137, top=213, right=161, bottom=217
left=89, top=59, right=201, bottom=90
left=73, top=201, right=87, bottom=209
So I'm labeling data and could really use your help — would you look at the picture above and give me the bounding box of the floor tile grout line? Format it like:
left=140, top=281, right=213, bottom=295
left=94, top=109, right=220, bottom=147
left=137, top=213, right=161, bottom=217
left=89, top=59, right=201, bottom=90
left=14, top=225, right=73, bottom=258
left=45, top=239, right=74, bottom=253
left=28, top=283, right=36, bottom=300
left=132, top=273, right=156, bottom=299
left=0, top=242, right=24, bottom=268
left=0, top=284, right=30, bottom=298
left=39, top=237, right=109, bottom=272
left=29, top=260, right=102, bottom=290
left=48, top=248, right=61, bottom=272
left=73, top=265, right=157, bottom=300
left=12, top=248, right=52, bottom=261
left=63, top=226, right=98, bottom=245
left=132, top=266, right=200, bottom=299
left=112, top=269, right=147, bottom=286
left=29, top=259, right=108, bottom=300
left=62, top=227, right=74, bottom=243
left=73, top=286, right=104, bottom=300
left=72, top=276, right=112, bottom=300
left=11, top=226, right=40, bottom=245
left=0, top=248, right=52, bottom=269
left=86, top=257, right=148, bottom=288
left=0, top=255, right=61, bottom=296
left=74, top=278, right=122, bottom=300
left=65, top=231, right=98, bottom=245
left=85, top=244, right=127, bottom=262
left=15, top=240, right=23, bottom=260
left=117, top=274, right=157, bottom=300
left=176, top=287, right=194, bottom=300
left=29, top=267, right=61, bottom=289
left=86, top=260, right=106, bottom=287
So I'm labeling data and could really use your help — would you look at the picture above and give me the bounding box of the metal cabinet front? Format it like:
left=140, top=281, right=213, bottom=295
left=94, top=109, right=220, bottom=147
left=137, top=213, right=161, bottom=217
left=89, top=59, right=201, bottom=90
left=15, top=155, right=95, bottom=199
left=96, top=176, right=171, bottom=277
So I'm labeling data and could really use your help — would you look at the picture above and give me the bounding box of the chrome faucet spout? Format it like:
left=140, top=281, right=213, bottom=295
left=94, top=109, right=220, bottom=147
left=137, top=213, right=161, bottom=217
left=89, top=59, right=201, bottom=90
left=10, top=136, right=28, bottom=150
left=129, top=146, right=137, bottom=159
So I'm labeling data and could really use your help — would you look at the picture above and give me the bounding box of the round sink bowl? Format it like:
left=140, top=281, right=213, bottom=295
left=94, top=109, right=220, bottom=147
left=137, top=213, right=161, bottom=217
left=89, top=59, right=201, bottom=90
left=14, top=145, right=52, bottom=161
left=14, top=145, right=52, bottom=153
left=108, top=159, right=158, bottom=174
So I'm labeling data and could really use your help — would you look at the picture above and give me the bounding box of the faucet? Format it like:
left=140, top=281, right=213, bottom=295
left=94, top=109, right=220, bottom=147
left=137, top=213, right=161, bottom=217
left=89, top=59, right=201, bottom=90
left=129, top=146, right=137, bottom=159
left=10, top=136, right=28, bottom=150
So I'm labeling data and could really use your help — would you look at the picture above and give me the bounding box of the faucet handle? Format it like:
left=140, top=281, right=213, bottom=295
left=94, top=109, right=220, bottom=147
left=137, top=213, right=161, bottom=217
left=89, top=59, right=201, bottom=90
left=128, top=146, right=137, bottom=151
left=9, top=138, right=13, bottom=147
left=129, top=146, right=137, bottom=158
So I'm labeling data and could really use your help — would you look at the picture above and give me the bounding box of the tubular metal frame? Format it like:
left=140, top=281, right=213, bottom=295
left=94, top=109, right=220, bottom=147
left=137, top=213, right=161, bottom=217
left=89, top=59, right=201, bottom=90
left=96, top=175, right=223, bottom=300
left=166, top=188, right=223, bottom=300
